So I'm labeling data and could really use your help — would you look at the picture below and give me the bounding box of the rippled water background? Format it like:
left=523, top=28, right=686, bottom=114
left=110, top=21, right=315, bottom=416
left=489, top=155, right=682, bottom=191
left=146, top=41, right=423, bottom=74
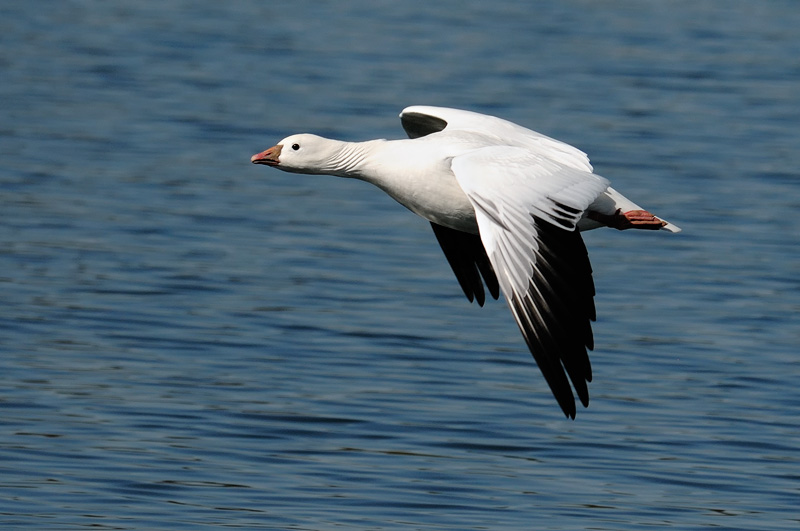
left=2, top=1, right=799, bottom=529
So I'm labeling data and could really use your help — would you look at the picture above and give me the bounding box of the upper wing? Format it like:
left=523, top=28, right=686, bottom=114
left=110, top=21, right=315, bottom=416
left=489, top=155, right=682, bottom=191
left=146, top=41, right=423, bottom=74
left=450, top=145, right=609, bottom=418
left=400, top=105, right=593, bottom=173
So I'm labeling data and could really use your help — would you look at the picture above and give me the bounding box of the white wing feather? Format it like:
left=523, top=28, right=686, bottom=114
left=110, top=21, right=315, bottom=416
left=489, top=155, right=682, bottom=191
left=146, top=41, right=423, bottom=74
left=402, top=105, right=593, bottom=173
left=451, top=146, right=608, bottom=296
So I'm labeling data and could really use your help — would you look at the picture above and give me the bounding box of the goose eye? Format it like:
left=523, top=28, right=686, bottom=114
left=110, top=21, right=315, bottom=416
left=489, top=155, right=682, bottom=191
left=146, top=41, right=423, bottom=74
left=291, top=143, right=300, bottom=151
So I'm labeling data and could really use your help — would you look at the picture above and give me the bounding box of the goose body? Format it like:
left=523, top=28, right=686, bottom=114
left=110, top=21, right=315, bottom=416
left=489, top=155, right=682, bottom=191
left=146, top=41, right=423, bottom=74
left=252, top=105, right=680, bottom=418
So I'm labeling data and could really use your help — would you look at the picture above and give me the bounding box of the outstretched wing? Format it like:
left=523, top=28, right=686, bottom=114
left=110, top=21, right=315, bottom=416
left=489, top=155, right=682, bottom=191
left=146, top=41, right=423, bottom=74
left=450, top=145, right=609, bottom=418
left=400, top=105, right=593, bottom=173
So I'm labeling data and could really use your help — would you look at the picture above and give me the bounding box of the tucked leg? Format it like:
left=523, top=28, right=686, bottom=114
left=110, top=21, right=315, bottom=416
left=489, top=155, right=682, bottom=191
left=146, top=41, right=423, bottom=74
left=588, top=209, right=667, bottom=230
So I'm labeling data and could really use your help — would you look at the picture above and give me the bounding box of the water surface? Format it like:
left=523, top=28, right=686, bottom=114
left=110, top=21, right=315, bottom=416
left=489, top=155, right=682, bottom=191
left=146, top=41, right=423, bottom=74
left=1, top=1, right=798, bottom=529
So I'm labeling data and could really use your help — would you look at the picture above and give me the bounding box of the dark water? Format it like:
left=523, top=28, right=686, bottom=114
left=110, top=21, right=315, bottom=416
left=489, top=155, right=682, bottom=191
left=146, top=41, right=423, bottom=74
left=2, top=1, right=799, bottom=529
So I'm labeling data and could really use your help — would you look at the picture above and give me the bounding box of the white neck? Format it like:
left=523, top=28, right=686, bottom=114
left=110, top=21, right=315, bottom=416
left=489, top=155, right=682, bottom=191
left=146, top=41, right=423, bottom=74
left=321, top=137, right=477, bottom=232
left=324, top=139, right=389, bottom=179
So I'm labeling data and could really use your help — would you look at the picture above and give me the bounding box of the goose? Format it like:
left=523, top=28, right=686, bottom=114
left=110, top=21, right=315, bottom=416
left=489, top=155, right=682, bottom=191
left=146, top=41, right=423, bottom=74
left=251, top=105, right=680, bottom=418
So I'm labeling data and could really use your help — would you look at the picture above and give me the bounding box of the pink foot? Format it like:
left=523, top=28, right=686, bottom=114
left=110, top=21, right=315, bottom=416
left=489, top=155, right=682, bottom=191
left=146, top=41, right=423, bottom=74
left=590, top=209, right=667, bottom=230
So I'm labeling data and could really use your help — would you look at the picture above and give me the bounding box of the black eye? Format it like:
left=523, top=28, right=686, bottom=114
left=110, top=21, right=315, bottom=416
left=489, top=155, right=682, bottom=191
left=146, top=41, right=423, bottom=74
left=291, top=143, right=300, bottom=151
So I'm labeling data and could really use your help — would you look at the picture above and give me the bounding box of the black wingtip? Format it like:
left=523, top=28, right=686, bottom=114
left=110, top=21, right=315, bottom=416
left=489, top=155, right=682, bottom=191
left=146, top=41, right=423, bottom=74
left=430, top=222, right=497, bottom=307
left=507, top=222, right=596, bottom=419
left=557, top=392, right=577, bottom=420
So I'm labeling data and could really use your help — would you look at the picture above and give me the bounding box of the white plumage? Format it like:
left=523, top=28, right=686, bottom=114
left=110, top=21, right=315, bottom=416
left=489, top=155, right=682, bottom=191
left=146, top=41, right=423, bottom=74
left=252, top=105, right=680, bottom=418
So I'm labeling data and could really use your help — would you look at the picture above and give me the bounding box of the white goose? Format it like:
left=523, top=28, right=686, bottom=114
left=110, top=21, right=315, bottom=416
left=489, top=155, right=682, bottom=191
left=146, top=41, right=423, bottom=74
left=252, top=106, right=680, bottom=418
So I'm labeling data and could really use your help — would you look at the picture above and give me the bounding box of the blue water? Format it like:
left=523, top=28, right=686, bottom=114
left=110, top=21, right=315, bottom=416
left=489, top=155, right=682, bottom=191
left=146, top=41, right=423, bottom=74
left=2, top=1, right=799, bottom=529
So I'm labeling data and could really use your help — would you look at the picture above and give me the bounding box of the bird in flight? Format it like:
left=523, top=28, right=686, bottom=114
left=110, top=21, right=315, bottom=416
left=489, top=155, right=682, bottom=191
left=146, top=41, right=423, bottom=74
left=252, top=106, right=679, bottom=418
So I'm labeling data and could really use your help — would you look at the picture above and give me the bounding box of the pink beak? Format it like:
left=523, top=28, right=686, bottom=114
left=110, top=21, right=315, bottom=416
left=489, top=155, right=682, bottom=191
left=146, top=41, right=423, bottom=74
left=251, top=144, right=282, bottom=166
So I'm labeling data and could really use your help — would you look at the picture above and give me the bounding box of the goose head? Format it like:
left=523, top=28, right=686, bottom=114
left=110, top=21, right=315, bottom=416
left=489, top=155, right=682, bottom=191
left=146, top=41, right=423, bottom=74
left=251, top=134, right=345, bottom=175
